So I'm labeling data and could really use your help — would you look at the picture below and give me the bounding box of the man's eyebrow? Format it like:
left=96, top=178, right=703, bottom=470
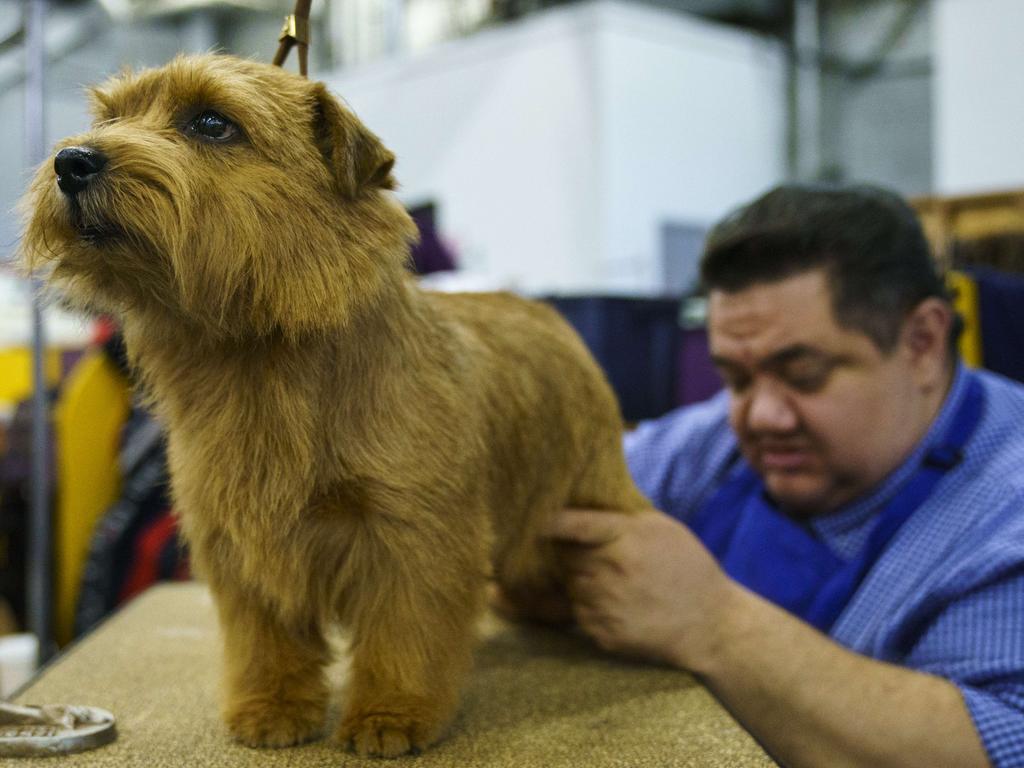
left=711, top=344, right=835, bottom=372
left=763, top=344, right=833, bottom=367
left=709, top=355, right=744, bottom=372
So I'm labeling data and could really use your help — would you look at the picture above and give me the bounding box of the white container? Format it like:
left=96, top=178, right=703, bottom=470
left=0, top=634, right=39, bottom=698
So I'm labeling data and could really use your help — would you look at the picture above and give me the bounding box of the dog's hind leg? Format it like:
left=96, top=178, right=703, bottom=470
left=214, top=590, right=331, bottom=748
left=568, top=427, right=652, bottom=512
left=494, top=434, right=653, bottom=625
left=491, top=487, right=576, bottom=626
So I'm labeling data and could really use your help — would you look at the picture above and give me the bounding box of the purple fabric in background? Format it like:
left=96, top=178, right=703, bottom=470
left=676, top=327, right=722, bottom=406
left=545, top=297, right=681, bottom=422
left=409, top=205, right=458, bottom=275
left=545, top=297, right=722, bottom=419
left=967, top=267, right=1024, bottom=385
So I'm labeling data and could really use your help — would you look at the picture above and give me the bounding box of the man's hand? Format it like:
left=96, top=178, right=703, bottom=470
left=543, top=508, right=737, bottom=670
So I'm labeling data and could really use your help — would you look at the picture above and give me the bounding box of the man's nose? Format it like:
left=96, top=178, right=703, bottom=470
left=54, top=146, right=108, bottom=197
left=745, top=380, right=799, bottom=433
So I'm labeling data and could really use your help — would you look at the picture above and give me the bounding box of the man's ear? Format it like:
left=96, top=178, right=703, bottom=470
left=902, top=297, right=954, bottom=389
left=311, top=82, right=396, bottom=198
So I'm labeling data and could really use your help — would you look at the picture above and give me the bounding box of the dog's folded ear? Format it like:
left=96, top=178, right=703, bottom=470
left=312, top=83, right=396, bottom=198
left=87, top=86, right=115, bottom=121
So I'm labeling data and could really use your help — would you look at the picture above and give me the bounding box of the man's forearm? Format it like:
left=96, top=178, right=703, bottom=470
left=686, top=584, right=990, bottom=768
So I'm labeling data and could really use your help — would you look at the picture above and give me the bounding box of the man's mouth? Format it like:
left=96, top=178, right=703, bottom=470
left=760, top=449, right=814, bottom=471
left=751, top=442, right=817, bottom=472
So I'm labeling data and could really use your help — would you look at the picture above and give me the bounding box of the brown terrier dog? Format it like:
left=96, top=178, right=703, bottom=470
left=22, top=54, right=652, bottom=757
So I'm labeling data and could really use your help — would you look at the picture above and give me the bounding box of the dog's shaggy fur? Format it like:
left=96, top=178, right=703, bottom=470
left=22, top=54, right=651, bottom=756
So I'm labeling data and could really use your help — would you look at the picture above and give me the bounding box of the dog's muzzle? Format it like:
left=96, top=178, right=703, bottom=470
left=54, top=146, right=108, bottom=197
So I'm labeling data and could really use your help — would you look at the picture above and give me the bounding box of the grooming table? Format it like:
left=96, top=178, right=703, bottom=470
left=13, top=583, right=774, bottom=766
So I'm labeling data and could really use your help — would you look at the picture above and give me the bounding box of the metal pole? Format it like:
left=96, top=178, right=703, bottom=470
left=24, top=0, right=54, bottom=663
left=792, top=0, right=823, bottom=181
left=384, top=0, right=403, bottom=58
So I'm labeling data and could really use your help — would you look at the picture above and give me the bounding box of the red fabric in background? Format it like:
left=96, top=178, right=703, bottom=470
left=118, top=511, right=187, bottom=603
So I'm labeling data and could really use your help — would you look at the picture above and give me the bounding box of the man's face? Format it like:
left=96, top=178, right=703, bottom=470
left=708, top=269, right=928, bottom=516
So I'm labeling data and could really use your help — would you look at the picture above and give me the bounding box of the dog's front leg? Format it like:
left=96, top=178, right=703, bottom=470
left=214, top=590, right=331, bottom=748
left=336, top=562, right=483, bottom=757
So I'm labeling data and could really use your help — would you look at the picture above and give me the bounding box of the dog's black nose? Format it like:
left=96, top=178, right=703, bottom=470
left=54, top=146, right=108, bottom=196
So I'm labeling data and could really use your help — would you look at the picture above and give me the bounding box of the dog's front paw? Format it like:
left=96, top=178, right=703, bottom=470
left=225, top=697, right=326, bottom=749
left=336, top=710, right=441, bottom=758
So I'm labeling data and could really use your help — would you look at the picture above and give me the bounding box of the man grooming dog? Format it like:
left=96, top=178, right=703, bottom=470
left=22, top=54, right=651, bottom=757
left=548, top=185, right=1024, bottom=768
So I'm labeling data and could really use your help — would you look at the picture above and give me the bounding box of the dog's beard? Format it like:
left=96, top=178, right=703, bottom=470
left=23, top=180, right=180, bottom=318
left=24, top=171, right=271, bottom=336
left=29, top=183, right=141, bottom=257
left=67, top=198, right=124, bottom=247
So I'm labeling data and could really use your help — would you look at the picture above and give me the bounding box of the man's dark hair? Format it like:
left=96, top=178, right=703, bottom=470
left=700, top=183, right=957, bottom=353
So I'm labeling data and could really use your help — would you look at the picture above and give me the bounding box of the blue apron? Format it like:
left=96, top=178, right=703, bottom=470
left=688, top=377, right=985, bottom=633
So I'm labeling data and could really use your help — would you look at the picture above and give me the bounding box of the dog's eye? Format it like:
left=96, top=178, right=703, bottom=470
left=187, top=110, right=238, bottom=142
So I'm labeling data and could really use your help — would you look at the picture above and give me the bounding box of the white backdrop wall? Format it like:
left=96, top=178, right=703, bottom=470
left=934, top=0, right=1024, bottom=195
left=326, top=0, right=786, bottom=295
left=597, top=4, right=785, bottom=289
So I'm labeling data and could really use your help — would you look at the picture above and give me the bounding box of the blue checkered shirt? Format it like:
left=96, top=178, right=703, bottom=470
left=624, top=364, right=1024, bottom=767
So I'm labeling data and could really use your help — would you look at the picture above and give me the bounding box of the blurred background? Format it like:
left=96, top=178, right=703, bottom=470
left=1, top=0, right=1023, bottom=693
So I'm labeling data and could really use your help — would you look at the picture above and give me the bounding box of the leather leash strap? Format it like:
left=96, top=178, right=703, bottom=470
left=273, top=0, right=313, bottom=76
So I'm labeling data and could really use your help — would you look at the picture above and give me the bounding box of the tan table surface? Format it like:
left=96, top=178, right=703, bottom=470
left=13, top=583, right=775, bottom=767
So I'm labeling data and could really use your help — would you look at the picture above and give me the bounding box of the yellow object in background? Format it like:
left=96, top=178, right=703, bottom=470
left=948, top=270, right=983, bottom=368
left=53, top=349, right=131, bottom=645
left=0, top=348, right=62, bottom=408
